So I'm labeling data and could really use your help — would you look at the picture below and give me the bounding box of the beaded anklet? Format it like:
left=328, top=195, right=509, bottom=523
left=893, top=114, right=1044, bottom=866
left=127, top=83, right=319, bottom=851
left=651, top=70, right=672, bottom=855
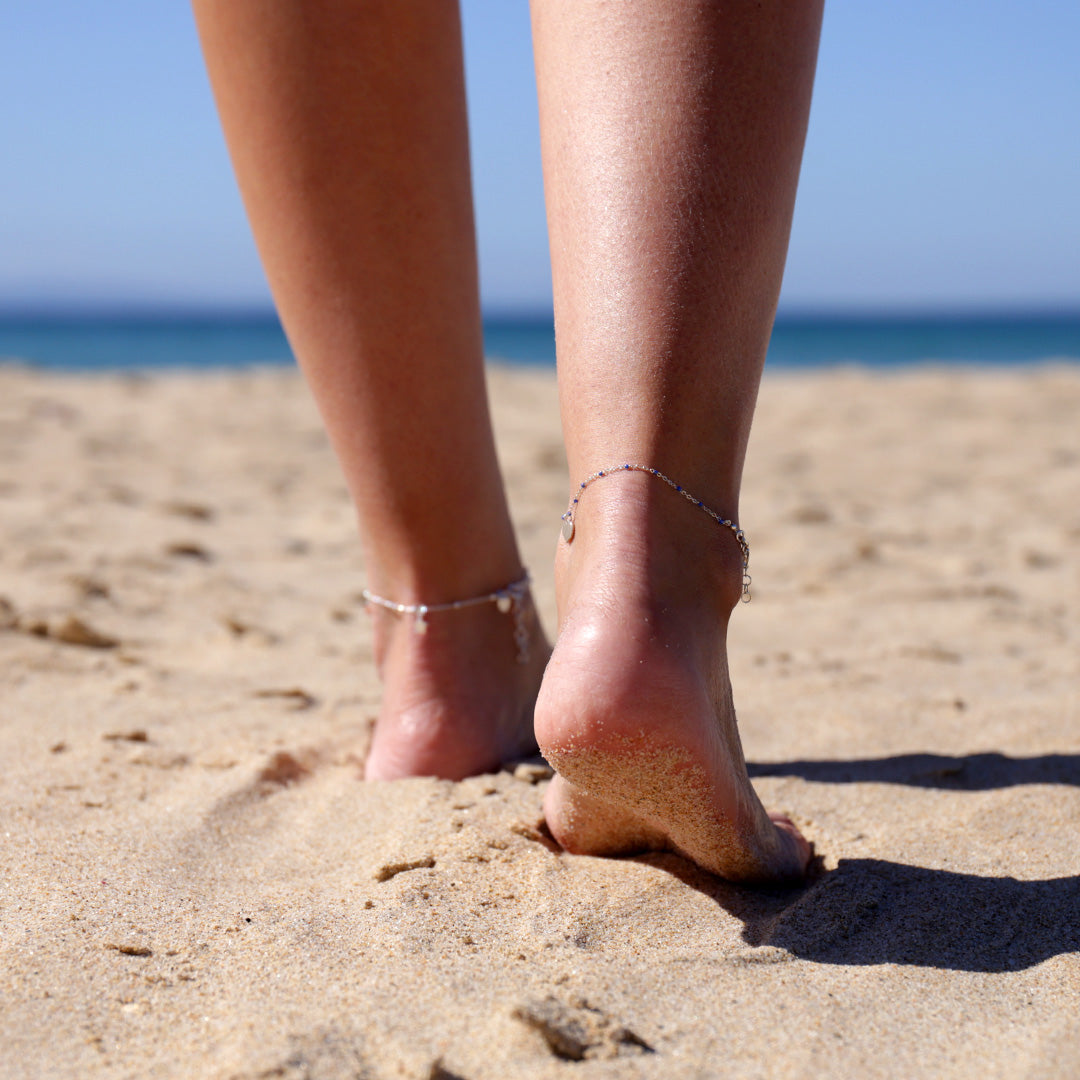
left=561, top=464, right=752, bottom=602
left=360, top=570, right=534, bottom=662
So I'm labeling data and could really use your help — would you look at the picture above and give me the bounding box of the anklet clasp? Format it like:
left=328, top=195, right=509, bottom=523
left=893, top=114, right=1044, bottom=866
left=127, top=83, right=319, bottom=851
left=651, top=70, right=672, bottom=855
left=361, top=570, right=534, bottom=661
left=561, top=464, right=752, bottom=602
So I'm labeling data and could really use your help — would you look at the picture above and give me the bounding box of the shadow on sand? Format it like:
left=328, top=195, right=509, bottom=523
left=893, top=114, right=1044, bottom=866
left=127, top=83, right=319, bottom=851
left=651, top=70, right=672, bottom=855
left=637, top=751, right=1080, bottom=971
left=746, top=751, right=1080, bottom=790
left=640, top=856, right=1079, bottom=973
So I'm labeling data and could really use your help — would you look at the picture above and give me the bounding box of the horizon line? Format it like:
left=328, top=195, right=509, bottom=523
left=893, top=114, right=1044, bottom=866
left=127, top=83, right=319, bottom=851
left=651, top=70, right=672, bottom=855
left=2, top=302, right=1080, bottom=323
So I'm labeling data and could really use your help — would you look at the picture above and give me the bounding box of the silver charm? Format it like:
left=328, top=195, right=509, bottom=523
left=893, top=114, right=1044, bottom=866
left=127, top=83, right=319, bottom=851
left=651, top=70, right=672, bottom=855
left=561, top=517, right=575, bottom=543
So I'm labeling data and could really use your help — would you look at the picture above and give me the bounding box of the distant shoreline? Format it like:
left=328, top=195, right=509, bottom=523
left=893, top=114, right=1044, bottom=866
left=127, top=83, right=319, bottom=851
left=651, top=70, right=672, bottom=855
left=1, top=308, right=1079, bottom=370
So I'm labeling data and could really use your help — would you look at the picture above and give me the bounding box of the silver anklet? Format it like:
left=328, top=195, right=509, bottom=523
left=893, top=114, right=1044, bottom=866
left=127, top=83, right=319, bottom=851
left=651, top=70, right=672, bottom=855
left=561, top=464, right=752, bottom=602
left=360, top=570, right=534, bottom=662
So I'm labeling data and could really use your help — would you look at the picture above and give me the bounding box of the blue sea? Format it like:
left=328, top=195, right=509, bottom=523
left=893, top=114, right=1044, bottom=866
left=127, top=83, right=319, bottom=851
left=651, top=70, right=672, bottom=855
left=0, top=311, right=1078, bottom=371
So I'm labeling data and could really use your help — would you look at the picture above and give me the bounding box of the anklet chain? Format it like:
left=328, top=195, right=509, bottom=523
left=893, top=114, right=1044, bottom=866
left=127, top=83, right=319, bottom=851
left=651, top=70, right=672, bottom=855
left=561, top=464, right=751, bottom=602
left=361, top=570, right=533, bottom=662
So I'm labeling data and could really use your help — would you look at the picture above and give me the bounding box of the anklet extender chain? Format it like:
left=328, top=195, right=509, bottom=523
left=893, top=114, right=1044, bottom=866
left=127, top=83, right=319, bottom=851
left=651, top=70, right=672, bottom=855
left=561, top=464, right=752, bottom=602
left=361, top=570, right=533, bottom=662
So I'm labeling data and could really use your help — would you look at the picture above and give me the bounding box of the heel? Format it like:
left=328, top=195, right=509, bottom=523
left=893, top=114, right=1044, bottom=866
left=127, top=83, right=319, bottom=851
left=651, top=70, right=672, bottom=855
left=543, top=772, right=669, bottom=857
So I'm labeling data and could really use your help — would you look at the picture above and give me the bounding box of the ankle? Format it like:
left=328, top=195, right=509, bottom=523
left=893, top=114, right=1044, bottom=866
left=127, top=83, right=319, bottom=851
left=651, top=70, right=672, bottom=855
left=360, top=503, right=526, bottom=606
left=556, top=469, right=747, bottom=620
left=365, top=568, right=535, bottom=671
left=369, top=565, right=544, bottom=673
left=363, top=555, right=526, bottom=606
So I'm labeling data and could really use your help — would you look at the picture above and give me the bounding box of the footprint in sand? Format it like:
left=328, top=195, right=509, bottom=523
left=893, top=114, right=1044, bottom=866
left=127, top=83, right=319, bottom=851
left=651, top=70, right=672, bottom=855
left=513, top=997, right=653, bottom=1061
left=256, top=749, right=317, bottom=788
left=19, top=613, right=120, bottom=649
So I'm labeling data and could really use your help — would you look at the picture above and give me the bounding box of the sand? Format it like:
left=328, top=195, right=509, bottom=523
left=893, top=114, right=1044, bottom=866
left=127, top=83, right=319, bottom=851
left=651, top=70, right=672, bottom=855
left=0, top=361, right=1077, bottom=1079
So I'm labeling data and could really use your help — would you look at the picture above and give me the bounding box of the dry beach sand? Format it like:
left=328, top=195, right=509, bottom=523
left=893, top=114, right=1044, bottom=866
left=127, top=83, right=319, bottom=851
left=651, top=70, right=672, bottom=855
left=0, top=361, right=1077, bottom=1079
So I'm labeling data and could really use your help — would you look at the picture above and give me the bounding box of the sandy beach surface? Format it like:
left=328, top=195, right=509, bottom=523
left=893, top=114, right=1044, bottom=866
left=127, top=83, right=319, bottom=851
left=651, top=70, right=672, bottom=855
left=1, top=362, right=1077, bottom=1079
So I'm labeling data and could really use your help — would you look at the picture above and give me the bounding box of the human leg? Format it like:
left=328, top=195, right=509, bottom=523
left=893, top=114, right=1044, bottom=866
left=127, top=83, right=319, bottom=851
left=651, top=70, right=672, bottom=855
left=530, top=0, right=823, bottom=881
left=192, top=0, right=547, bottom=779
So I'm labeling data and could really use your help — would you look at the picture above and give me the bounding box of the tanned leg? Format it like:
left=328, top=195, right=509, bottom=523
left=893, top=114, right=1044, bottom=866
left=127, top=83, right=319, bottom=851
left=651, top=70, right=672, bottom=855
left=193, top=0, right=548, bottom=780
left=530, top=0, right=822, bottom=882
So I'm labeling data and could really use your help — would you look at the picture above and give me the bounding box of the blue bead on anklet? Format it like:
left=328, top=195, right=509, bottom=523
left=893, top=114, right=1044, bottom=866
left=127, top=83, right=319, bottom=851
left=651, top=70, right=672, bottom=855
left=561, top=464, right=752, bottom=602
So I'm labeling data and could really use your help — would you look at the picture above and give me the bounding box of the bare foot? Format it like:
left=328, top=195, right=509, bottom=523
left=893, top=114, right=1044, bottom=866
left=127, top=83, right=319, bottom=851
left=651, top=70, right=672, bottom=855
left=535, top=476, right=811, bottom=884
left=363, top=588, right=549, bottom=781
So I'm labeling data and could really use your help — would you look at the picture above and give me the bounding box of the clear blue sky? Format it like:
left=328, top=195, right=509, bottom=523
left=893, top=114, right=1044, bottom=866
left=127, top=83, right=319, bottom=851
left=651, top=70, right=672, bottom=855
left=2, top=1, right=1077, bottom=314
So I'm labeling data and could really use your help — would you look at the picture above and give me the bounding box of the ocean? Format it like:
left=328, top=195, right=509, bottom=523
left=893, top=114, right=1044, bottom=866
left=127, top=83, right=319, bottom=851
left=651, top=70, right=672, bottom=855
left=1, top=311, right=1078, bottom=371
